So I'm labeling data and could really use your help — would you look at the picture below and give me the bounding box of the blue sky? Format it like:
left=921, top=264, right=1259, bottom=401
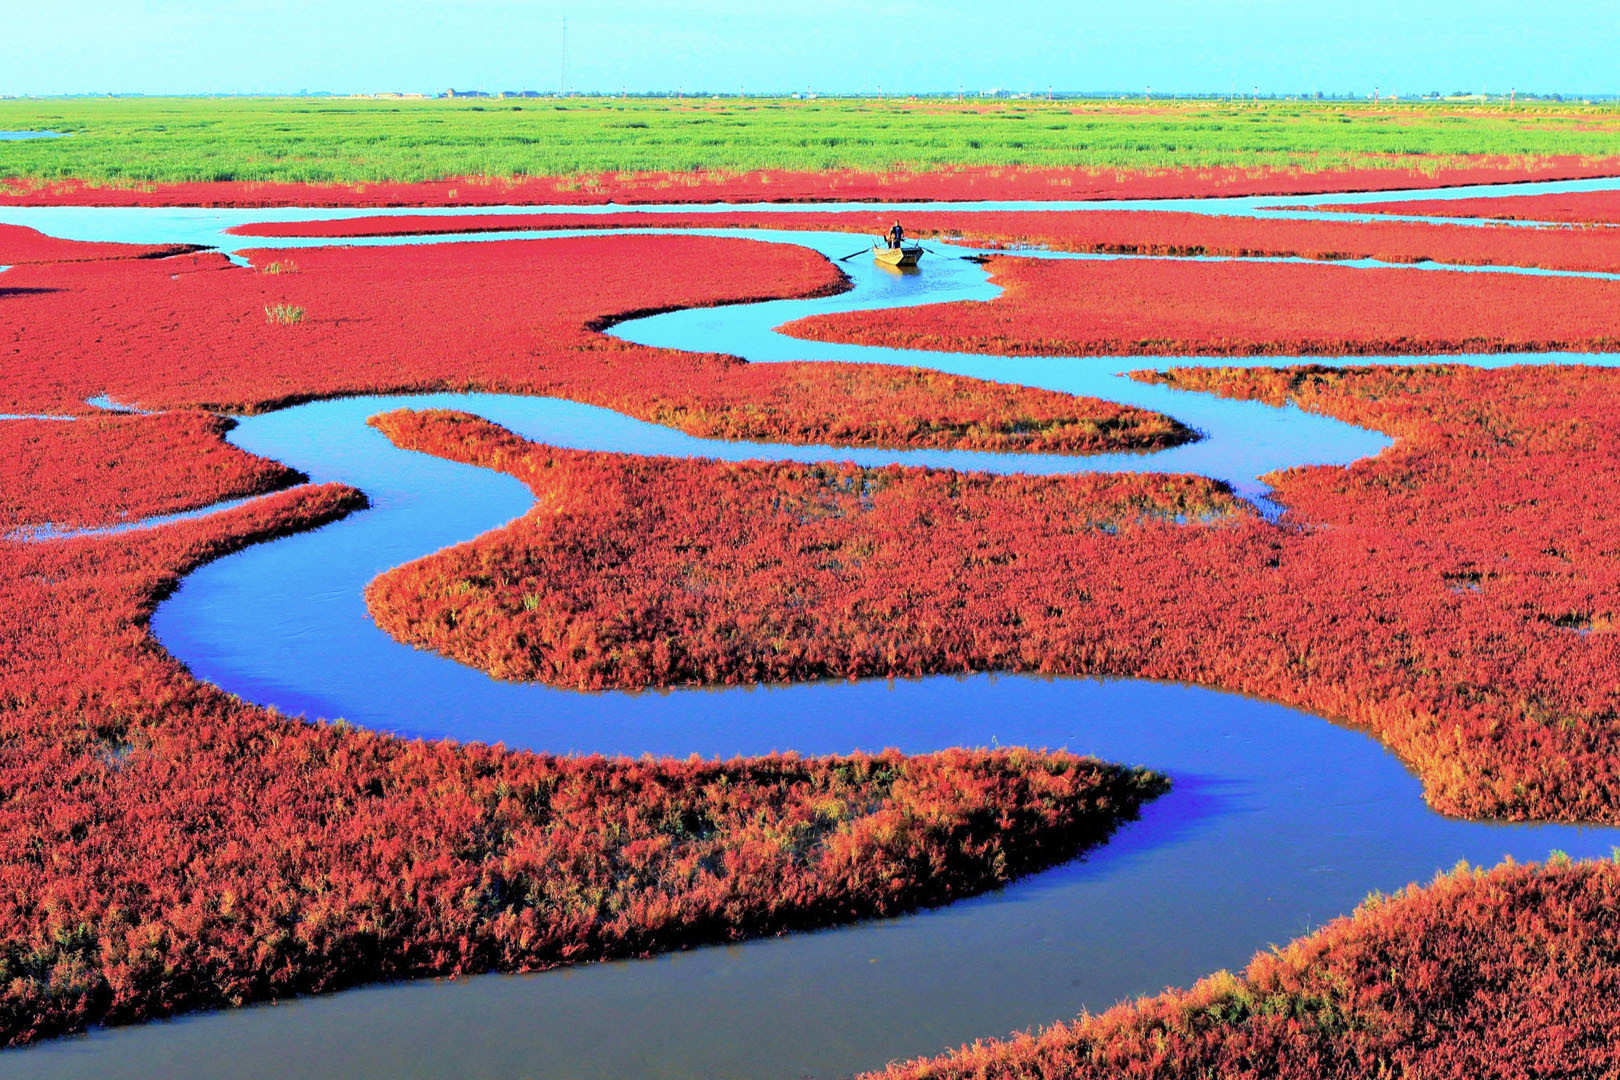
left=5, top=1, right=1615, bottom=97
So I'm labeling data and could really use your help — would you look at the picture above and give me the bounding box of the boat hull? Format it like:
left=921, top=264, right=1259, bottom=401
left=873, top=243, right=923, bottom=267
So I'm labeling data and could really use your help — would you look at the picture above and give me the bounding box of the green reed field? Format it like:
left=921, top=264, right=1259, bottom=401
left=3, top=96, right=1620, bottom=184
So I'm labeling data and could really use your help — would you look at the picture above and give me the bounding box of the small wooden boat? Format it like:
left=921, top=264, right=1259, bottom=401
left=873, top=243, right=923, bottom=267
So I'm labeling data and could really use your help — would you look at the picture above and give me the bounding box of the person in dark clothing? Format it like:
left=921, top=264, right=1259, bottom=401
left=887, top=221, right=905, bottom=249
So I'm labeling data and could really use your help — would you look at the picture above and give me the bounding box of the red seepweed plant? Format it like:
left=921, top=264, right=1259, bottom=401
left=0, top=223, right=201, bottom=264
left=0, top=411, right=301, bottom=532
left=11, top=189, right=1620, bottom=1068
left=861, top=856, right=1620, bottom=1080
left=0, top=482, right=1167, bottom=1044
left=362, top=361, right=1620, bottom=826
left=232, top=207, right=1620, bottom=276
left=786, top=253, right=1620, bottom=357
left=1301, top=188, right=1620, bottom=225
left=4, top=155, right=1618, bottom=208
left=0, top=233, right=1184, bottom=455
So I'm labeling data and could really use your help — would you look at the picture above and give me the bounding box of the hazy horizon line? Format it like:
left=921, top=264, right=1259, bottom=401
left=6, top=89, right=1617, bottom=102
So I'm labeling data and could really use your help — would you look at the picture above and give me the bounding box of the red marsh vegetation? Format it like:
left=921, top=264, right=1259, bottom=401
left=907, top=209, right=1620, bottom=275
left=366, top=407, right=1245, bottom=687
left=362, top=361, right=1620, bottom=824
left=785, top=254, right=1620, bottom=357
left=5, top=156, right=1618, bottom=208
left=0, top=234, right=1186, bottom=454
left=0, top=484, right=1167, bottom=1044
left=0, top=412, right=301, bottom=532
left=0, top=223, right=201, bottom=265
left=234, top=208, right=1620, bottom=276
left=861, top=856, right=1620, bottom=1080
left=1301, top=189, right=1620, bottom=224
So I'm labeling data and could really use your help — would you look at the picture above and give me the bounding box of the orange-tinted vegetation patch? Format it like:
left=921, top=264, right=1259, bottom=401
left=234, top=208, right=1620, bottom=275
left=5, top=156, right=1618, bottom=208
left=0, top=223, right=200, bottom=264
left=0, top=483, right=1167, bottom=1044
left=0, top=234, right=1186, bottom=454
left=363, top=364, right=1620, bottom=824
left=1305, top=189, right=1620, bottom=224
left=786, top=254, right=1620, bottom=357
left=0, top=411, right=301, bottom=532
left=862, top=857, right=1620, bottom=1080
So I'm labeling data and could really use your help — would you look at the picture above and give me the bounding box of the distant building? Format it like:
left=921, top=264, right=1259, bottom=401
left=499, top=90, right=541, bottom=99
left=442, top=88, right=491, bottom=99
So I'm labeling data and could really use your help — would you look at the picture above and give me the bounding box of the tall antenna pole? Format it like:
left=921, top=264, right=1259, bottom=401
left=560, top=18, right=568, bottom=97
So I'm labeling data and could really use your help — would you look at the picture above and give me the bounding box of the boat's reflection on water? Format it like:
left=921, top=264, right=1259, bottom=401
left=874, top=257, right=922, bottom=275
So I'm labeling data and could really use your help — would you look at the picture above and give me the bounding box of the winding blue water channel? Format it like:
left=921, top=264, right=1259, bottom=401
left=6, top=186, right=1620, bottom=1079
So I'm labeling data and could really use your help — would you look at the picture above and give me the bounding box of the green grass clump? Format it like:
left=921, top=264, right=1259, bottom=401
left=2, top=96, right=1619, bottom=186
left=264, top=303, right=304, bottom=325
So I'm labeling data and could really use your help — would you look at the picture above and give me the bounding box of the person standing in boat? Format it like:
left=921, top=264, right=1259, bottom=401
left=887, top=221, right=905, bottom=249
